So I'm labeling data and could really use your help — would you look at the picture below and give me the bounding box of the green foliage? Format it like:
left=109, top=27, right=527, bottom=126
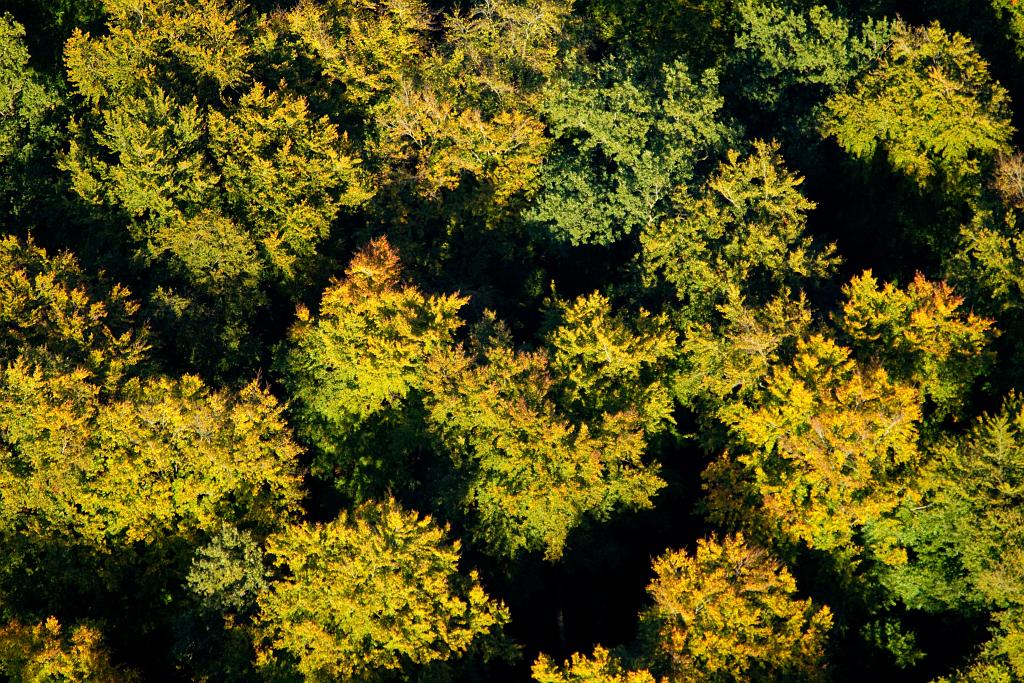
left=423, top=342, right=664, bottom=559
left=580, top=0, right=735, bottom=69
left=0, top=617, right=135, bottom=682
left=2, top=1, right=1024, bottom=680
left=641, top=141, right=836, bottom=323
left=281, top=237, right=466, bottom=499
left=533, top=646, right=655, bottom=683
left=883, top=396, right=1024, bottom=613
left=932, top=610, right=1024, bottom=682
left=675, top=287, right=812, bottom=412
left=186, top=524, right=269, bottom=617
left=733, top=3, right=891, bottom=108
left=821, top=22, right=1014, bottom=187
left=991, top=0, right=1024, bottom=56
left=641, top=533, right=832, bottom=682
left=544, top=291, right=677, bottom=435
left=0, top=14, right=62, bottom=220
left=531, top=58, right=728, bottom=245
left=256, top=498, right=509, bottom=680
left=61, top=0, right=371, bottom=373
left=951, top=154, right=1024, bottom=323
left=268, top=0, right=432, bottom=111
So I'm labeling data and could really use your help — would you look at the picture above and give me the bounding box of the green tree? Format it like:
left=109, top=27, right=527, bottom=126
left=256, top=498, right=508, bottom=681
left=423, top=342, right=664, bottom=559
left=280, top=237, right=467, bottom=500
left=264, top=0, right=432, bottom=113
left=368, top=0, right=569, bottom=212
left=674, top=286, right=812, bottom=414
left=641, top=141, right=836, bottom=324
left=882, top=396, right=1024, bottom=613
left=733, top=3, right=891, bottom=109
left=641, top=534, right=832, bottom=682
left=950, top=153, right=1024, bottom=323
left=530, top=58, right=728, bottom=245
left=0, top=14, right=62, bottom=222
left=544, top=291, right=678, bottom=435
left=931, top=610, right=1024, bottom=682
left=61, top=0, right=371, bottom=373
left=821, top=21, right=1014, bottom=188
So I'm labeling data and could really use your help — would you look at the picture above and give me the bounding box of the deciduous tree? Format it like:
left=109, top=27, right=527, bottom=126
left=821, top=22, right=1014, bottom=187
left=533, top=647, right=655, bottom=683
left=281, top=237, right=466, bottom=499
left=722, top=335, right=921, bottom=553
left=838, top=271, right=994, bottom=418
left=256, top=498, right=508, bottom=680
left=530, top=57, right=728, bottom=245
left=641, top=141, right=836, bottom=324
left=424, top=342, right=663, bottom=559
left=641, top=534, right=832, bottom=682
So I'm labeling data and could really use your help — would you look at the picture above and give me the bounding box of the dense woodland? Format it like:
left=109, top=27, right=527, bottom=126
left=6, top=0, right=1024, bottom=680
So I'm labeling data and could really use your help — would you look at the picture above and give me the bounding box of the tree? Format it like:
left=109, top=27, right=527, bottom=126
left=733, top=3, right=891, bottom=109
left=369, top=0, right=569, bottom=212
left=0, top=13, right=62, bottom=222
left=721, top=335, right=922, bottom=553
left=530, top=58, right=728, bottom=245
left=61, top=0, right=371, bottom=373
left=579, top=0, right=735, bottom=70
left=544, top=291, right=677, bottom=435
left=0, top=617, right=135, bottom=682
left=882, top=396, right=1024, bottom=613
left=641, top=141, right=836, bottom=324
left=0, top=364, right=303, bottom=546
left=0, top=236, right=147, bottom=389
left=265, top=0, right=432, bottom=113
left=280, top=237, right=467, bottom=500
left=256, top=498, right=508, bottom=681
left=821, top=22, right=1014, bottom=188
left=423, top=342, right=664, bottom=560
left=641, top=534, right=832, bottom=682
left=838, top=271, right=995, bottom=419
left=674, top=286, right=811, bottom=413
left=949, top=153, right=1024, bottom=324
left=990, top=0, right=1024, bottom=56
left=533, top=647, right=655, bottom=683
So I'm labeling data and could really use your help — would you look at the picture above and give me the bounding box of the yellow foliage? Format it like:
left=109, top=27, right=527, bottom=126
left=256, top=498, right=508, bottom=680
left=726, top=335, right=922, bottom=551
left=0, top=362, right=303, bottom=545
left=533, top=646, right=656, bottom=683
left=643, top=534, right=832, bottom=682
left=0, top=617, right=135, bottom=682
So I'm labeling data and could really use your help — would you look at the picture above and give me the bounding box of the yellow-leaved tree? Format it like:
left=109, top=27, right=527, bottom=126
left=641, top=534, right=832, bottom=682
left=255, top=498, right=508, bottom=680
left=720, top=335, right=922, bottom=555
left=0, top=617, right=135, bottom=683
left=533, top=647, right=655, bottom=683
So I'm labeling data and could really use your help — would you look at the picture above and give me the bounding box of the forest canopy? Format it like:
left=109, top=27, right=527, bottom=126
left=3, top=0, right=1024, bottom=681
